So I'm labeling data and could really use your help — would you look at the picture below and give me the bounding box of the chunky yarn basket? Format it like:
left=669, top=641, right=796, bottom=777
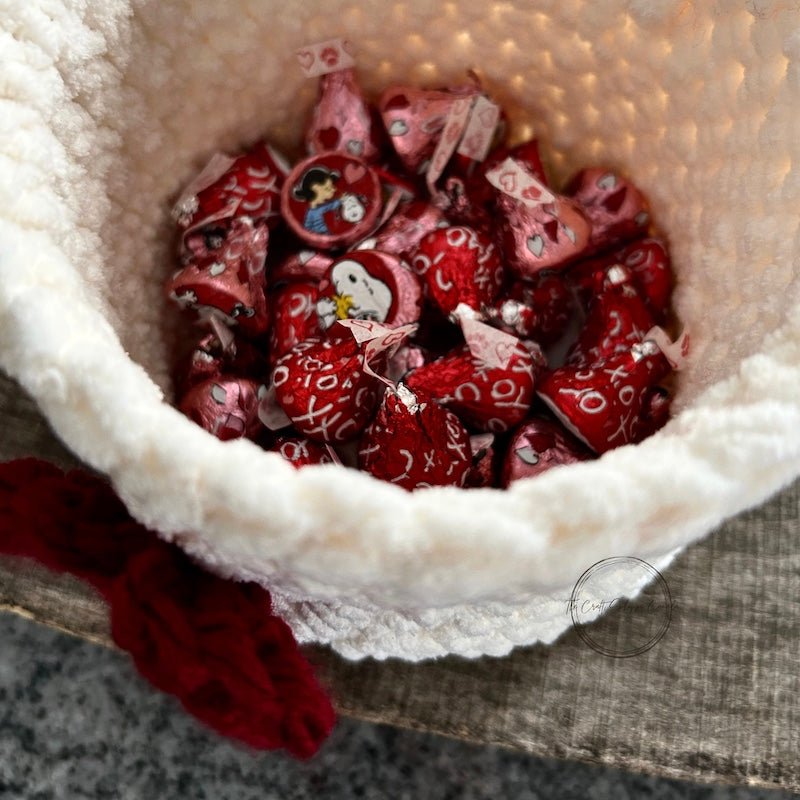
left=3, top=0, right=800, bottom=661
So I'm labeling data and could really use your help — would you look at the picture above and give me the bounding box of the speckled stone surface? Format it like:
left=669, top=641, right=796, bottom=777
left=0, top=613, right=795, bottom=800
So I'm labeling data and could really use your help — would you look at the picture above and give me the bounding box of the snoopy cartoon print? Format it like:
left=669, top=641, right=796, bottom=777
left=317, top=258, right=393, bottom=329
left=339, top=192, right=367, bottom=224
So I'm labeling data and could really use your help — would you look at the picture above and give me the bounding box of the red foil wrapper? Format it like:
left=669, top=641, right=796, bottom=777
left=641, top=385, right=672, bottom=439
left=174, top=141, right=289, bottom=255
left=358, top=383, right=472, bottom=490
left=268, top=281, right=321, bottom=364
left=178, top=377, right=263, bottom=441
left=405, top=337, right=538, bottom=433
left=568, top=238, right=672, bottom=322
left=616, top=238, right=672, bottom=321
left=566, top=266, right=656, bottom=367
left=501, top=417, right=592, bottom=487
left=564, top=168, right=650, bottom=253
left=536, top=340, right=672, bottom=454
left=306, top=68, right=385, bottom=164
left=484, top=272, right=574, bottom=345
left=316, top=250, right=422, bottom=330
left=569, top=250, right=642, bottom=311
left=367, top=200, right=447, bottom=262
left=178, top=333, right=269, bottom=395
left=269, top=436, right=335, bottom=469
left=411, top=226, right=504, bottom=319
left=495, top=192, right=592, bottom=279
left=465, top=433, right=497, bottom=488
left=281, top=153, right=383, bottom=250
left=271, top=327, right=381, bottom=444
left=165, top=218, right=269, bottom=337
left=378, top=84, right=480, bottom=175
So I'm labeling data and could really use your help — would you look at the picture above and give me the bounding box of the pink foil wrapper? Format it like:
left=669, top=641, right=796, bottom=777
left=179, top=377, right=263, bottom=441
left=165, top=218, right=270, bottom=336
left=386, top=344, right=429, bottom=384
left=564, top=167, right=650, bottom=253
left=178, top=333, right=269, bottom=395
left=306, top=68, right=386, bottom=163
left=495, top=192, right=592, bottom=278
left=501, top=417, right=592, bottom=486
left=368, top=200, right=447, bottom=262
left=271, top=248, right=334, bottom=283
left=378, top=84, right=481, bottom=175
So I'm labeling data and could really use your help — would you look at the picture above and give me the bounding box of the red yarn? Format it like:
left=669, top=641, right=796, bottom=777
left=0, top=458, right=336, bottom=759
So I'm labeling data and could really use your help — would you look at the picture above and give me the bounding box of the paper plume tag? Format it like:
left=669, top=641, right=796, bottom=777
left=485, top=157, right=557, bottom=208
left=296, top=38, right=356, bottom=77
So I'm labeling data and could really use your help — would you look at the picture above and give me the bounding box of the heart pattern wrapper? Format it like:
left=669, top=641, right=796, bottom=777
left=369, top=200, right=448, bottom=262
left=565, top=167, right=650, bottom=254
left=166, top=218, right=270, bottom=337
left=378, top=84, right=481, bottom=175
left=178, top=378, right=264, bottom=442
left=177, top=333, right=269, bottom=396
left=501, top=417, right=592, bottom=487
left=165, top=53, right=685, bottom=492
left=305, top=68, right=385, bottom=163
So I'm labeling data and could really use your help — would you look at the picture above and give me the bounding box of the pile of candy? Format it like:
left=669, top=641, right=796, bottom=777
left=165, top=39, right=686, bottom=491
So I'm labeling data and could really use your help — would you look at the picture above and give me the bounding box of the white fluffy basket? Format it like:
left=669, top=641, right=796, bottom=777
left=3, top=0, right=800, bottom=661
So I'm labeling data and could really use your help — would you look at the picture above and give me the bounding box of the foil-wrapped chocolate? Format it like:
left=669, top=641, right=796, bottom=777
left=358, top=383, right=472, bottom=489
left=316, top=250, right=422, bottom=330
left=178, top=377, right=263, bottom=441
left=281, top=153, right=383, bottom=250
left=306, top=68, right=386, bottom=163
left=501, top=417, right=592, bottom=486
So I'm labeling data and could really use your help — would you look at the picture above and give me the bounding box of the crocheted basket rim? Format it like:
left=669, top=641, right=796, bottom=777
left=2, top=1, right=800, bottom=658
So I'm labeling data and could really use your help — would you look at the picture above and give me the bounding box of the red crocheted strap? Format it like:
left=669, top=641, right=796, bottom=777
left=0, top=458, right=336, bottom=758
left=109, top=546, right=336, bottom=758
left=0, top=458, right=154, bottom=591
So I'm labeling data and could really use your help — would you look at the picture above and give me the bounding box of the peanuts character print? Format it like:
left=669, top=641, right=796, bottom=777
left=280, top=153, right=382, bottom=249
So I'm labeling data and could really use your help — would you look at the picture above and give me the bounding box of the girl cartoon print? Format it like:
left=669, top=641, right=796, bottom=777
left=291, top=166, right=367, bottom=235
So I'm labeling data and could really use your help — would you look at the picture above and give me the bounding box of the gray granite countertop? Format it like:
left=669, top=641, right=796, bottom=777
left=1, top=612, right=795, bottom=800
